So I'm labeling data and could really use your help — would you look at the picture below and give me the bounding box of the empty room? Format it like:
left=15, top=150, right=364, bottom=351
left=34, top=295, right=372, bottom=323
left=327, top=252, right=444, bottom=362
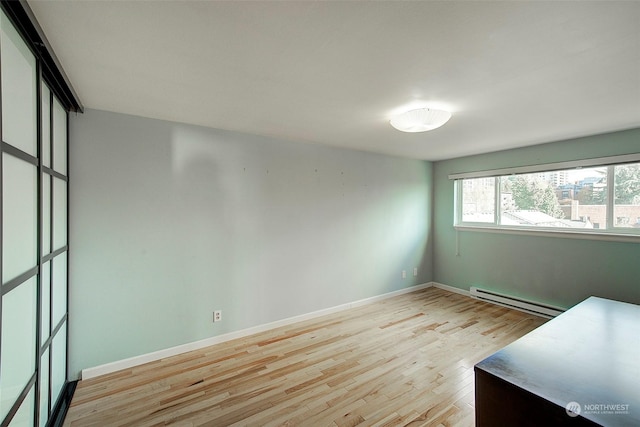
left=1, top=1, right=638, bottom=426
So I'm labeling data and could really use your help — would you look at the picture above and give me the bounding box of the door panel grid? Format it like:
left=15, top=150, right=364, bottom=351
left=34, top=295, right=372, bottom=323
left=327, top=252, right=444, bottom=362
left=0, top=6, right=69, bottom=426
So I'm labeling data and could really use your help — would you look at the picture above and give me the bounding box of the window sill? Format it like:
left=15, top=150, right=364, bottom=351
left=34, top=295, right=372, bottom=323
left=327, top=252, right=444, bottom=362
left=454, top=225, right=640, bottom=243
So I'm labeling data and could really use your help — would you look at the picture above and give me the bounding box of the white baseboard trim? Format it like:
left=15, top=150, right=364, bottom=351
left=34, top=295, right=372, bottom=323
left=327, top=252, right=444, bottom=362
left=431, top=281, right=470, bottom=297
left=81, top=282, right=433, bottom=380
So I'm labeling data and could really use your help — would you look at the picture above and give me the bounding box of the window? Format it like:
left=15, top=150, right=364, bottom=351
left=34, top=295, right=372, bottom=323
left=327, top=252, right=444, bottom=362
left=453, top=158, right=640, bottom=239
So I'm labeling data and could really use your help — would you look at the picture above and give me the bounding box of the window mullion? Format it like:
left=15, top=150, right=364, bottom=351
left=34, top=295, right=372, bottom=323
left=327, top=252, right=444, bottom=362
left=495, top=177, right=501, bottom=226
left=606, top=165, right=615, bottom=229
left=454, top=180, right=461, bottom=225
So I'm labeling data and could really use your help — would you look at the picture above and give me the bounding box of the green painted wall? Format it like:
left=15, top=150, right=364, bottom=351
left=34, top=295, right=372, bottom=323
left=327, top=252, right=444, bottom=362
left=434, top=128, right=640, bottom=309
left=69, top=109, right=433, bottom=378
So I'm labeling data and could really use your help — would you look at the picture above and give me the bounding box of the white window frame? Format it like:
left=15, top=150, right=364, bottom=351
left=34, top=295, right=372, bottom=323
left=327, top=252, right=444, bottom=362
left=451, top=154, right=640, bottom=243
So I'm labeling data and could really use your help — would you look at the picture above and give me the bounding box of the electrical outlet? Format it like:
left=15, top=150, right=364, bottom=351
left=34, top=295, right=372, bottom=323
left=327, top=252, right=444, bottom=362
left=413, top=268, right=418, bottom=277
left=402, top=270, right=406, bottom=279
left=213, top=310, right=222, bottom=322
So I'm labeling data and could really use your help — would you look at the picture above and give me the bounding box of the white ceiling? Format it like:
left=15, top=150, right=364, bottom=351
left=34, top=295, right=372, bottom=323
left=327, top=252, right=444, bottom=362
left=29, top=1, right=640, bottom=161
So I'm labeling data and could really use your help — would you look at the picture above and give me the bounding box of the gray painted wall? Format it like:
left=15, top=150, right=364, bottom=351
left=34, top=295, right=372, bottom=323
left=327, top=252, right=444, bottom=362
left=433, top=128, right=640, bottom=309
left=69, top=109, right=433, bottom=378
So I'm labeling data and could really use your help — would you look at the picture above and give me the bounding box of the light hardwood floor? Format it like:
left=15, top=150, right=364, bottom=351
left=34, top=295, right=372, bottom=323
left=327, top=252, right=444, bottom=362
left=64, top=287, right=547, bottom=426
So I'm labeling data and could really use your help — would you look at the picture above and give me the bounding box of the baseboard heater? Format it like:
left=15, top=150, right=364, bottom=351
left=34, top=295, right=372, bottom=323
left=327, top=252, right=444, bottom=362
left=470, top=286, right=565, bottom=318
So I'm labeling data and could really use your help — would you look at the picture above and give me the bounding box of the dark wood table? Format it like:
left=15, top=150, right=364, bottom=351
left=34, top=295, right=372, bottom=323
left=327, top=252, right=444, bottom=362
left=475, top=296, right=639, bottom=426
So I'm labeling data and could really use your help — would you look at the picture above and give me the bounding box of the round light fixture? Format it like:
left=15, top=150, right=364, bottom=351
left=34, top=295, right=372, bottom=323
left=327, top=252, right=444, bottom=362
left=390, top=107, right=452, bottom=132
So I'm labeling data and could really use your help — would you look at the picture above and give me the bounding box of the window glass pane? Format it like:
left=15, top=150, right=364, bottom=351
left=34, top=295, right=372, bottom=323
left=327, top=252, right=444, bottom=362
left=53, top=178, right=67, bottom=251
left=613, top=163, right=640, bottom=229
left=0, top=10, right=37, bottom=156
left=8, top=386, right=34, bottom=427
left=2, top=154, right=37, bottom=283
left=39, top=349, right=50, bottom=427
left=565, top=167, right=608, bottom=229
left=500, top=167, right=607, bottom=229
left=0, top=277, right=37, bottom=421
left=51, top=322, right=67, bottom=408
left=41, top=261, right=51, bottom=345
left=42, top=83, right=51, bottom=168
left=52, top=97, right=67, bottom=175
left=461, top=178, right=494, bottom=222
left=52, top=252, right=67, bottom=327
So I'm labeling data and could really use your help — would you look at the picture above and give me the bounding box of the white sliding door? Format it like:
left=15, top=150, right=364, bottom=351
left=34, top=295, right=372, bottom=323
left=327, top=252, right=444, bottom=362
left=0, top=7, right=69, bottom=427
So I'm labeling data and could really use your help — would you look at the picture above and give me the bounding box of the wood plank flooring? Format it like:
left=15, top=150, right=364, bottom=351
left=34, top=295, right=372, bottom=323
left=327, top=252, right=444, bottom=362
left=64, top=287, right=547, bottom=426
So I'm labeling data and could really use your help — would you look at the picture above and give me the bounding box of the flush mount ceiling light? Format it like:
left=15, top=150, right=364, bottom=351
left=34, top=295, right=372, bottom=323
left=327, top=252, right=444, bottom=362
left=390, top=107, right=452, bottom=132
